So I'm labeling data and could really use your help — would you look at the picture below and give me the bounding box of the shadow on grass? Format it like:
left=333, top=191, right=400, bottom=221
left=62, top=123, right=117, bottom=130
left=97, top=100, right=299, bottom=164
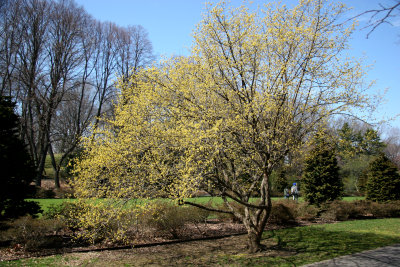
left=220, top=220, right=400, bottom=266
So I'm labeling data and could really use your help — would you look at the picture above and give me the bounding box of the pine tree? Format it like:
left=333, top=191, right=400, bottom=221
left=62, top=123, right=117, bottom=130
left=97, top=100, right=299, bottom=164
left=0, top=96, right=41, bottom=220
left=302, top=133, right=343, bottom=205
left=366, top=153, right=400, bottom=202
left=275, top=167, right=289, bottom=193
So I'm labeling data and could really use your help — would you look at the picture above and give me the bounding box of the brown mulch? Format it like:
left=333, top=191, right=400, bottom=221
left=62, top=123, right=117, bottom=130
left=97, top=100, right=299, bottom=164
left=0, top=219, right=323, bottom=262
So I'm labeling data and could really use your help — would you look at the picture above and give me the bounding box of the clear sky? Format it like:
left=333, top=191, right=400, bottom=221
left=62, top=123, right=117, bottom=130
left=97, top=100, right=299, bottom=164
left=75, top=0, right=400, bottom=130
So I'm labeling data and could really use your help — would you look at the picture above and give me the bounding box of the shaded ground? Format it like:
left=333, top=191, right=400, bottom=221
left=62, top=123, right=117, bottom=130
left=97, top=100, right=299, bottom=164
left=2, top=219, right=400, bottom=266
left=3, top=220, right=301, bottom=262
left=0, top=233, right=294, bottom=266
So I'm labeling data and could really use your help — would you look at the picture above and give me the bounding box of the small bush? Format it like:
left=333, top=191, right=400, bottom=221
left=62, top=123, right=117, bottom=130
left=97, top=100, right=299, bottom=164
left=62, top=200, right=138, bottom=244
left=4, top=216, right=65, bottom=251
left=320, top=201, right=356, bottom=221
left=295, top=202, right=319, bottom=221
left=318, top=200, right=400, bottom=221
left=140, top=201, right=209, bottom=239
left=369, top=200, right=400, bottom=218
left=42, top=202, right=74, bottom=219
left=268, top=202, right=295, bottom=224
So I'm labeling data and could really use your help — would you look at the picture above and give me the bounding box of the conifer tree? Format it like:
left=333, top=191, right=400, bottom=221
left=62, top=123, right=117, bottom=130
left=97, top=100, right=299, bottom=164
left=302, top=133, right=343, bottom=205
left=0, top=96, right=41, bottom=220
left=366, top=153, right=400, bottom=202
left=275, top=168, right=289, bottom=193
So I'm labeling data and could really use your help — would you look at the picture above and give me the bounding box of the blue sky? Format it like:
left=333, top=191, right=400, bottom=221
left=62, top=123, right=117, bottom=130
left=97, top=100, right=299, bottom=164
left=75, top=0, right=400, bottom=130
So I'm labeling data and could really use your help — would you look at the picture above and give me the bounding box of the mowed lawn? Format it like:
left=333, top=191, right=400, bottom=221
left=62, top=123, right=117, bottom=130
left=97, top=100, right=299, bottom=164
left=30, top=196, right=366, bottom=214
left=2, top=218, right=399, bottom=266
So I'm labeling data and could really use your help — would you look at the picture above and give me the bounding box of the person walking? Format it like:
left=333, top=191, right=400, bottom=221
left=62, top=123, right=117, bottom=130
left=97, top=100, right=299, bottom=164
left=291, top=183, right=299, bottom=201
left=284, top=187, right=290, bottom=199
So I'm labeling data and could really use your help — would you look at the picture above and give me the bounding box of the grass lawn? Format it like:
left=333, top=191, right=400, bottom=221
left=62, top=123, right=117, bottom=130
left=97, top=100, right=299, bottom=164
left=27, top=198, right=75, bottom=214
left=30, top=196, right=365, bottom=214
left=2, top=218, right=399, bottom=266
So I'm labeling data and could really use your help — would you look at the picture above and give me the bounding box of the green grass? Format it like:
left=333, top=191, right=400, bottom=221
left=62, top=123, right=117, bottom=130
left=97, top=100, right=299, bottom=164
left=26, top=199, right=75, bottom=214
left=0, top=255, right=80, bottom=267
left=30, top=196, right=366, bottom=214
left=218, top=218, right=400, bottom=266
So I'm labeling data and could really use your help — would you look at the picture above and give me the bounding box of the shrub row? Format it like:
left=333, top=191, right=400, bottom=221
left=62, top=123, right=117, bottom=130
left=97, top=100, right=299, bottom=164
left=4, top=199, right=400, bottom=250
left=208, top=200, right=400, bottom=224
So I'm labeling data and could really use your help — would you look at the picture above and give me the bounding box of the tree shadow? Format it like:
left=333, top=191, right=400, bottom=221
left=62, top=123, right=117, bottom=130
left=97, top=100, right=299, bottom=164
left=256, top=222, right=400, bottom=266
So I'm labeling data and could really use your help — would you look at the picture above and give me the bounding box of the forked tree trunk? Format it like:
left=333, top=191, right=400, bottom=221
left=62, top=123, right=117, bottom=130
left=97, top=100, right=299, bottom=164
left=242, top=207, right=271, bottom=253
left=243, top=171, right=272, bottom=252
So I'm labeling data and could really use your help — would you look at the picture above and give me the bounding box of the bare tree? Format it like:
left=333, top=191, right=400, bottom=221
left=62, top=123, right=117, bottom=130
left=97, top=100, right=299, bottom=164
left=47, top=12, right=99, bottom=185
left=45, top=0, right=88, bottom=187
left=354, top=1, right=400, bottom=38
left=384, top=127, right=400, bottom=169
left=15, top=0, right=51, bottom=186
left=116, top=25, right=154, bottom=82
left=91, top=21, right=120, bottom=130
left=0, top=0, right=24, bottom=97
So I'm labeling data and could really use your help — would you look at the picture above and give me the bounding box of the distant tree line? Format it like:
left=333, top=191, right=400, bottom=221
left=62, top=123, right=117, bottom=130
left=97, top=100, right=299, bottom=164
left=271, top=118, right=400, bottom=198
left=0, top=0, right=154, bottom=187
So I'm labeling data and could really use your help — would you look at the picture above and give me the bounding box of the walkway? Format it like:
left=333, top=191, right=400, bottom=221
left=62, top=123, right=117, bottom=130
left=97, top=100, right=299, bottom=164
left=302, top=244, right=400, bottom=267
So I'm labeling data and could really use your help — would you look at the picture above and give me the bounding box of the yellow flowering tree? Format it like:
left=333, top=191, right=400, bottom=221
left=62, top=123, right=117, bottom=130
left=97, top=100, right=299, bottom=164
left=73, top=0, right=373, bottom=252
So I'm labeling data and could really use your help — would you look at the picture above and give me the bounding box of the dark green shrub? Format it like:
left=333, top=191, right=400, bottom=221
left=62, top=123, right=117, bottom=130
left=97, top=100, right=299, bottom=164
left=274, top=168, right=289, bottom=193
left=302, top=133, right=343, bottom=206
left=366, top=153, right=400, bottom=202
left=0, top=96, right=41, bottom=220
left=43, top=203, right=71, bottom=219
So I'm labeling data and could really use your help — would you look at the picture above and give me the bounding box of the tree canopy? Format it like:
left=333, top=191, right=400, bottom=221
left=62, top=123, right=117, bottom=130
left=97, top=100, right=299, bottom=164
left=73, top=0, right=374, bottom=252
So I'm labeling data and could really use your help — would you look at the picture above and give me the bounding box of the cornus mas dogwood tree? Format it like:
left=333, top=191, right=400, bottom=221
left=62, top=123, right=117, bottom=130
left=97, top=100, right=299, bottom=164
left=73, top=0, right=375, bottom=252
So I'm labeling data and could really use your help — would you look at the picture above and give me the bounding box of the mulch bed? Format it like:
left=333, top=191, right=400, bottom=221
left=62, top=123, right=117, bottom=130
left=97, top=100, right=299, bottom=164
left=0, top=219, right=322, bottom=262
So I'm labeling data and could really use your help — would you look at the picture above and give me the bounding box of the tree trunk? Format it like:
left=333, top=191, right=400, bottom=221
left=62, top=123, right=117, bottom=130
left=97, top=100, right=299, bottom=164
left=242, top=207, right=270, bottom=253
left=246, top=227, right=265, bottom=253
left=48, top=146, right=60, bottom=188
left=243, top=171, right=272, bottom=252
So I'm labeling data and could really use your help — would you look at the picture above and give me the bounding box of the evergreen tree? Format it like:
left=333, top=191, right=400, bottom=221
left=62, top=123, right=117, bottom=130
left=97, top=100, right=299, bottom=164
left=302, top=133, right=343, bottom=205
left=0, top=96, right=41, bottom=220
left=361, top=128, right=386, bottom=155
left=274, top=167, right=289, bottom=193
left=366, top=153, right=400, bottom=202
left=337, top=122, right=359, bottom=158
